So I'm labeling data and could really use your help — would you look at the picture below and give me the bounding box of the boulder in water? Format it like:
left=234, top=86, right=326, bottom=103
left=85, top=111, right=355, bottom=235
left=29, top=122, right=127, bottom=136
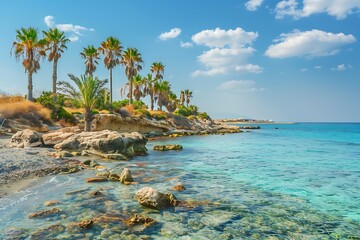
left=119, top=168, right=133, bottom=184
left=134, top=187, right=178, bottom=210
left=153, top=144, right=183, bottom=151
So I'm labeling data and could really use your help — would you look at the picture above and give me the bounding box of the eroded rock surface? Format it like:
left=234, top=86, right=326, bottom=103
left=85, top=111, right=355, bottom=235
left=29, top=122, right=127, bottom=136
left=135, top=187, right=178, bottom=210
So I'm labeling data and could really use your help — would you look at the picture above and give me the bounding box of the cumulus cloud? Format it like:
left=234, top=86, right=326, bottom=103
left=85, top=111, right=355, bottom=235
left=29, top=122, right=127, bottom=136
left=44, top=15, right=94, bottom=42
left=331, top=64, right=352, bottom=71
left=275, top=0, right=360, bottom=20
left=235, top=64, right=263, bottom=73
left=265, top=29, right=356, bottom=58
left=191, top=27, right=258, bottom=48
left=159, top=28, right=181, bottom=40
left=315, top=65, right=322, bottom=69
left=245, top=0, right=264, bottom=11
left=180, top=41, right=193, bottom=48
left=217, top=80, right=265, bottom=92
left=191, top=27, right=262, bottom=77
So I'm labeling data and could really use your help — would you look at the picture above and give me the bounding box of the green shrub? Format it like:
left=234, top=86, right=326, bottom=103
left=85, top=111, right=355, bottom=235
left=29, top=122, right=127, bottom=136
left=56, top=107, right=77, bottom=124
left=151, top=112, right=167, bottom=120
left=134, top=109, right=151, bottom=119
left=174, top=106, right=192, bottom=117
left=112, top=99, right=147, bottom=111
left=92, top=109, right=99, bottom=115
left=197, top=112, right=210, bottom=119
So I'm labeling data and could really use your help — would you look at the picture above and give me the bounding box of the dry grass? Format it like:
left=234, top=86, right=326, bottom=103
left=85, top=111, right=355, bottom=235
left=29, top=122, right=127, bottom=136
left=0, top=96, right=25, bottom=104
left=0, top=100, right=52, bottom=126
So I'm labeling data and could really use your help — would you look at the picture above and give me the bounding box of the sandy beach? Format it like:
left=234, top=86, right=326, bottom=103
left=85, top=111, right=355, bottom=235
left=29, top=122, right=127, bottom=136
left=0, top=137, right=79, bottom=198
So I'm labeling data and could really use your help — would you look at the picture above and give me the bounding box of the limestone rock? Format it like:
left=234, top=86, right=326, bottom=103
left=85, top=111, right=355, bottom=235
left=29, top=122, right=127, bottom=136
left=42, top=127, right=81, bottom=146
left=92, top=114, right=172, bottom=134
left=119, top=168, right=133, bottom=184
left=134, top=187, right=178, bottom=210
left=54, top=130, right=147, bottom=160
left=10, top=129, right=43, bottom=148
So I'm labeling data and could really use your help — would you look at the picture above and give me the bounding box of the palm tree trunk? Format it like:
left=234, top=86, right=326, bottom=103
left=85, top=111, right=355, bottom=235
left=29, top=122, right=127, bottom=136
left=52, top=59, right=58, bottom=103
left=129, top=76, right=133, bottom=104
left=27, top=71, right=33, bottom=101
left=109, top=68, right=113, bottom=105
left=84, top=107, right=93, bottom=132
left=150, top=92, right=154, bottom=111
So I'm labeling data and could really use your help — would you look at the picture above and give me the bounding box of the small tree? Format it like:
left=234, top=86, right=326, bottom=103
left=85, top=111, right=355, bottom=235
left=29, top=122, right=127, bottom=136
left=67, top=74, right=108, bottom=131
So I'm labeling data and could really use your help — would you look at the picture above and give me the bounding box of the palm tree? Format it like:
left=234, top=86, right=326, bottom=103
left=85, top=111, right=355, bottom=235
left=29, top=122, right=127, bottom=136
left=67, top=74, right=108, bottom=132
left=12, top=27, right=46, bottom=101
left=166, top=91, right=178, bottom=113
left=155, top=80, right=171, bottom=111
left=132, top=74, right=145, bottom=101
left=144, top=74, right=158, bottom=111
left=98, top=36, right=122, bottom=104
left=184, top=89, right=193, bottom=107
left=150, top=62, right=165, bottom=80
left=179, top=90, right=185, bottom=106
left=121, top=48, right=143, bottom=104
left=43, top=28, right=70, bottom=103
left=80, top=45, right=100, bottom=76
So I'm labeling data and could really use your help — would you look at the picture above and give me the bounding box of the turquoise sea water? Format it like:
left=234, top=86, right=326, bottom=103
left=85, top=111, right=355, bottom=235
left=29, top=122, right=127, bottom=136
left=0, top=123, right=360, bottom=239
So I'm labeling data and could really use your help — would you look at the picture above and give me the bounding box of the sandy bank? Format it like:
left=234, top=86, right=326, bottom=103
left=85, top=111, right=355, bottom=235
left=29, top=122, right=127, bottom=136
left=0, top=137, right=79, bottom=198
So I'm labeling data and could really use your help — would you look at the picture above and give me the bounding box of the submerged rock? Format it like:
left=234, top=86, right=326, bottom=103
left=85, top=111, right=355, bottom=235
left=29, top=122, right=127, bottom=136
left=44, top=200, right=60, bottom=207
left=171, top=184, right=187, bottom=191
left=153, top=144, right=183, bottom=151
left=134, top=187, right=179, bottom=210
left=120, top=168, right=134, bottom=184
left=67, top=219, right=94, bottom=233
left=85, top=177, right=108, bottom=183
left=124, top=214, right=155, bottom=226
left=10, top=129, right=43, bottom=148
left=28, top=208, right=62, bottom=219
left=30, top=223, right=65, bottom=239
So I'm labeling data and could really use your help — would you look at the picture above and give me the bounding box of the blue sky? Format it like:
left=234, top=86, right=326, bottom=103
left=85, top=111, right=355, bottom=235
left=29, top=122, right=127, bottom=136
left=0, top=0, right=359, bottom=121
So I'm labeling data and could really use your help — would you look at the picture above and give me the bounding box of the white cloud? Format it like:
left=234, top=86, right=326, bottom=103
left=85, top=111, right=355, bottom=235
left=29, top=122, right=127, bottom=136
left=192, top=27, right=258, bottom=48
left=191, top=27, right=262, bottom=77
left=275, top=0, right=360, bottom=20
left=235, top=64, right=263, bottom=73
left=44, top=15, right=55, bottom=27
left=331, top=64, right=353, bottom=71
left=315, top=65, right=322, bottom=69
left=265, top=29, right=356, bottom=58
left=68, top=35, right=79, bottom=42
left=44, top=15, right=94, bottom=42
left=192, top=68, right=227, bottom=77
left=217, top=80, right=265, bottom=92
left=300, top=68, right=308, bottom=72
left=159, top=28, right=181, bottom=40
left=180, top=41, right=193, bottom=48
left=245, top=0, right=264, bottom=11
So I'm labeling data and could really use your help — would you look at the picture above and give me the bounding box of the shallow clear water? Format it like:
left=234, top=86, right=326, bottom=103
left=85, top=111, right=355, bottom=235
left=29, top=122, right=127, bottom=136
left=1, top=123, right=360, bottom=239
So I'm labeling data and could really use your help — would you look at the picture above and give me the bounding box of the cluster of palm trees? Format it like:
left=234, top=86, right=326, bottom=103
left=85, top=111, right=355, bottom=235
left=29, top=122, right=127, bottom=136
left=12, top=27, right=196, bottom=130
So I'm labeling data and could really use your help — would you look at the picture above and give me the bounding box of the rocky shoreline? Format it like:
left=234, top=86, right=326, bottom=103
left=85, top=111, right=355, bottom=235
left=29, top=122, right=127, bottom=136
left=0, top=113, right=248, bottom=199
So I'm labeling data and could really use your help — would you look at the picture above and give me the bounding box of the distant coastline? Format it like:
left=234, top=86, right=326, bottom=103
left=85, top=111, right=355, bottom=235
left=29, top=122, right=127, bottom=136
left=215, top=119, right=296, bottom=125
